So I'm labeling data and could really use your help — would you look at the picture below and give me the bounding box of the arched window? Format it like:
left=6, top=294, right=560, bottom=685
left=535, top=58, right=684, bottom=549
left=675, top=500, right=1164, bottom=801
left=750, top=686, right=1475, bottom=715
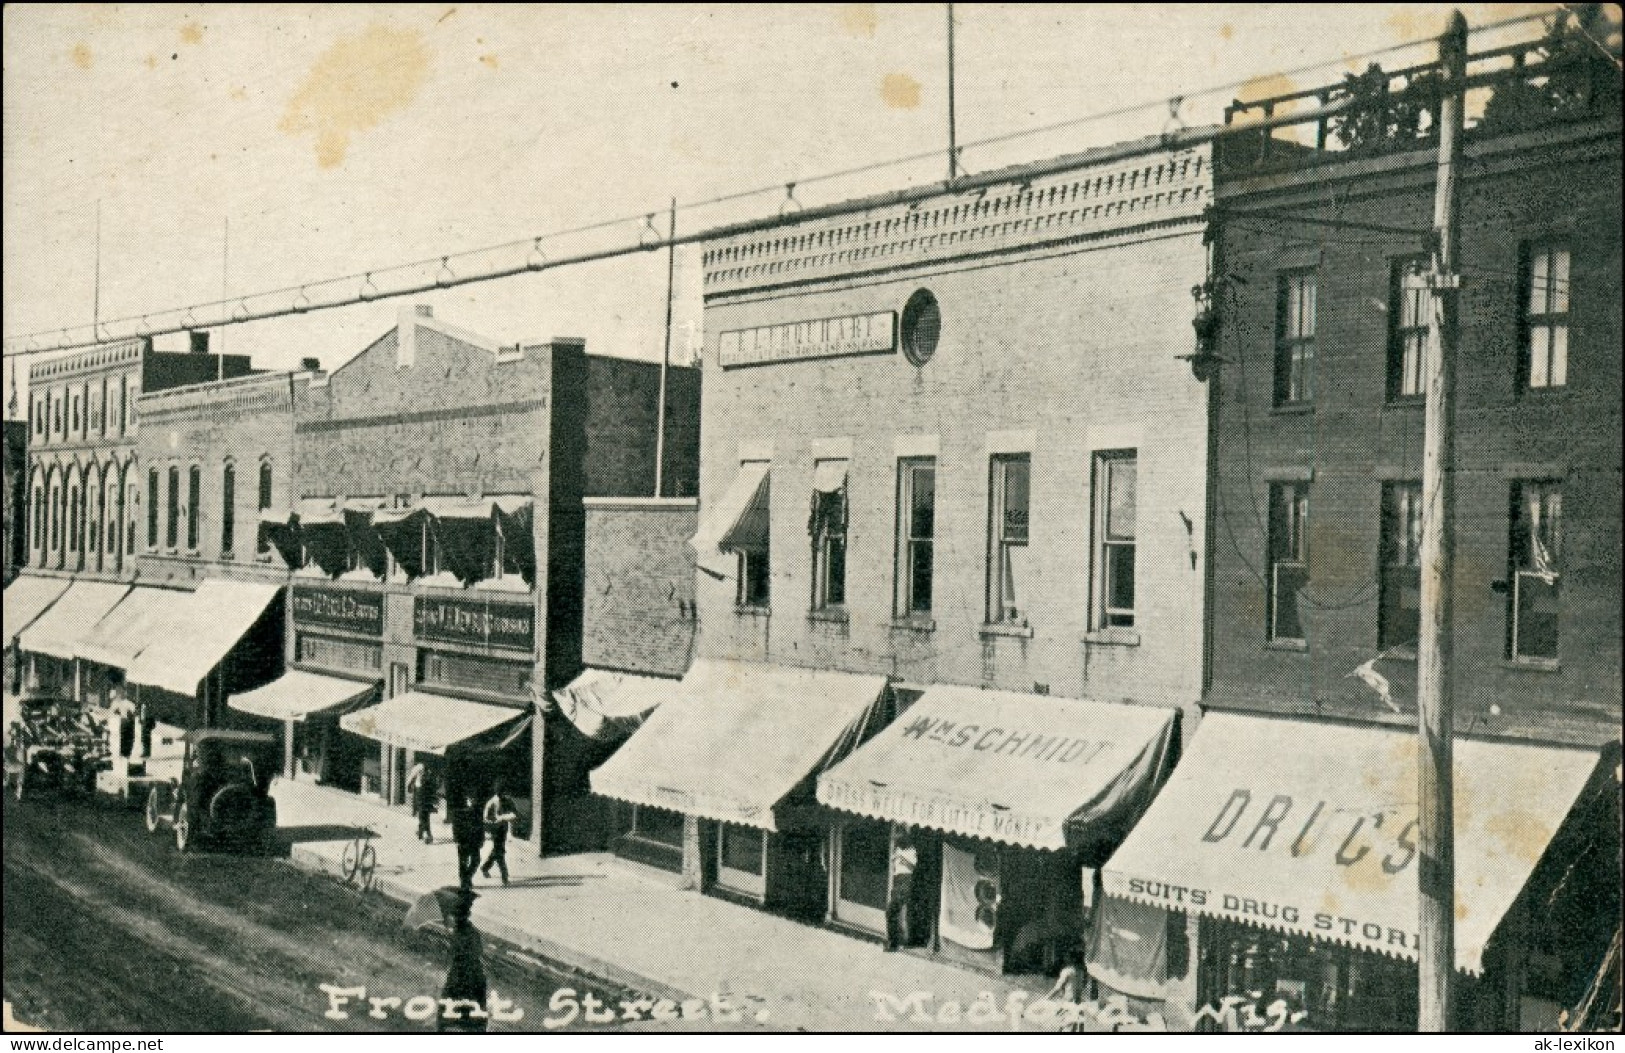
left=187, top=464, right=201, bottom=551
left=85, top=465, right=101, bottom=556
left=50, top=483, right=63, bottom=564
left=126, top=471, right=138, bottom=556
left=107, top=465, right=124, bottom=570
left=31, top=482, right=43, bottom=556
left=257, top=460, right=274, bottom=554
left=68, top=479, right=81, bottom=555
left=221, top=462, right=237, bottom=555
left=166, top=466, right=180, bottom=549
left=147, top=468, right=160, bottom=548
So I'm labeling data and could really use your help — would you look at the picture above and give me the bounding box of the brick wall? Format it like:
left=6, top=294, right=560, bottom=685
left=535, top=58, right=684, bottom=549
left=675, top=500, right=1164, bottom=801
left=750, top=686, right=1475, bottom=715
left=580, top=355, right=701, bottom=499
left=582, top=498, right=698, bottom=677
left=1207, top=118, right=1622, bottom=746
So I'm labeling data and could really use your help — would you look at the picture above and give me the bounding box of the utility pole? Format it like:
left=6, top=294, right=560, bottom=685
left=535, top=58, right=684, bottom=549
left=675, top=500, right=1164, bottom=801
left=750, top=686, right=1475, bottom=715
left=1416, top=9, right=1467, bottom=1033
left=655, top=197, right=676, bottom=499
left=946, top=3, right=958, bottom=181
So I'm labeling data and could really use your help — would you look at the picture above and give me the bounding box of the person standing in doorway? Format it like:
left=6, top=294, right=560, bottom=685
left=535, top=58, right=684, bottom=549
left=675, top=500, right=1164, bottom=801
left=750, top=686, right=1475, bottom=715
left=480, top=781, right=517, bottom=886
left=405, top=759, right=439, bottom=844
left=885, top=826, right=919, bottom=951
left=451, top=790, right=485, bottom=891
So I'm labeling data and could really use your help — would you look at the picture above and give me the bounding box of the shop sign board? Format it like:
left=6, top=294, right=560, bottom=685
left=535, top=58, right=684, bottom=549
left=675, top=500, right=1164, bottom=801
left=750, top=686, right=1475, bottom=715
left=291, top=585, right=384, bottom=636
left=415, top=596, right=535, bottom=652
left=718, top=312, right=895, bottom=368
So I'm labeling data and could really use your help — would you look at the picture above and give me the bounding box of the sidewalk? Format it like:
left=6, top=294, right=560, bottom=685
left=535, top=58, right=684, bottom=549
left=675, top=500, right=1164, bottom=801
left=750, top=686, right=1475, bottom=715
left=271, top=779, right=1053, bottom=1032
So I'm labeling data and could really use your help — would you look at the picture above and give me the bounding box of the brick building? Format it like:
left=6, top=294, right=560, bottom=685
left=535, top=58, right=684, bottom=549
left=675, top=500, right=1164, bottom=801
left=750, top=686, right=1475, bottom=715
left=1104, top=18, right=1622, bottom=1031
left=592, top=135, right=1212, bottom=985
left=3, top=419, right=24, bottom=584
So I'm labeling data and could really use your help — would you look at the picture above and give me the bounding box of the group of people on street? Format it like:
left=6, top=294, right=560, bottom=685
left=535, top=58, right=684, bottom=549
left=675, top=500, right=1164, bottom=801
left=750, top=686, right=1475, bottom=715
left=404, top=759, right=518, bottom=891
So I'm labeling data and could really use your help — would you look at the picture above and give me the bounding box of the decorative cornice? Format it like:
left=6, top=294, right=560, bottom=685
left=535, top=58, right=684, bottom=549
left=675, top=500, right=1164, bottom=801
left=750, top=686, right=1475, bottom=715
left=137, top=372, right=294, bottom=422
left=703, top=145, right=1211, bottom=298
left=28, top=340, right=145, bottom=383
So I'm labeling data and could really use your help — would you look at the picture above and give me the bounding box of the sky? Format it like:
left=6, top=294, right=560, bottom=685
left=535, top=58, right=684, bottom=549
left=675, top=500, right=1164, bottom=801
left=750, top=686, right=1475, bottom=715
left=1, top=3, right=1580, bottom=413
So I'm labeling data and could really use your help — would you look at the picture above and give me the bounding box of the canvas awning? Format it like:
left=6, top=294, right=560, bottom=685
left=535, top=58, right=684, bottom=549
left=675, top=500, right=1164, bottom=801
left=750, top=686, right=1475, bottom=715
left=3, top=576, right=70, bottom=647
left=690, top=462, right=770, bottom=570
left=590, top=659, right=888, bottom=830
left=229, top=670, right=378, bottom=722
left=340, top=691, right=529, bottom=755
left=74, top=586, right=192, bottom=670
left=295, top=497, right=345, bottom=527
left=17, top=580, right=131, bottom=661
left=817, top=685, right=1178, bottom=851
left=126, top=580, right=283, bottom=696
left=551, top=667, right=672, bottom=742
left=1100, top=712, right=1601, bottom=975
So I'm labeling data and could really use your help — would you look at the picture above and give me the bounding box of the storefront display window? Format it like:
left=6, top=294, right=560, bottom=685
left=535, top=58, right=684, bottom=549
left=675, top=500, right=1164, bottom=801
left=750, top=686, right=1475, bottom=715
left=718, top=823, right=767, bottom=898
left=836, top=820, right=891, bottom=931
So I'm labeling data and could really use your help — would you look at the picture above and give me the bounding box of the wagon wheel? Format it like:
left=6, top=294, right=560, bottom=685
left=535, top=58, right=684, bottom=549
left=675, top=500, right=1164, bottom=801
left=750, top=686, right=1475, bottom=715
left=175, top=800, right=194, bottom=853
left=341, top=838, right=362, bottom=882
left=145, top=788, right=164, bottom=833
left=357, top=842, right=378, bottom=891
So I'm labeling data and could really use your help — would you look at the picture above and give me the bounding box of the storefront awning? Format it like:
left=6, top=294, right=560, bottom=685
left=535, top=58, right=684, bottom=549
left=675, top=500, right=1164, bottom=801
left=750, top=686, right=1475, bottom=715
left=17, top=580, right=131, bottom=661
left=229, top=669, right=378, bottom=722
left=127, top=580, right=283, bottom=696
left=551, top=667, right=671, bottom=742
left=339, top=691, right=528, bottom=755
left=817, top=685, right=1178, bottom=851
left=74, top=586, right=192, bottom=670
left=1101, top=712, right=1601, bottom=975
left=3, top=576, right=70, bottom=647
left=296, top=497, right=345, bottom=527
left=590, top=659, right=888, bottom=830
left=689, top=461, right=770, bottom=567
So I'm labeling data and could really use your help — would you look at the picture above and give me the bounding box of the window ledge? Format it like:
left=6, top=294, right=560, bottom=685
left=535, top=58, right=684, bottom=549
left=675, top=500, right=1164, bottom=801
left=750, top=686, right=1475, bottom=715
left=1380, top=646, right=1417, bottom=662
left=890, top=615, right=937, bottom=633
left=1266, top=639, right=1308, bottom=652
left=807, top=607, right=849, bottom=625
left=1271, top=402, right=1316, bottom=416
left=1084, top=627, right=1141, bottom=647
left=1503, top=657, right=1560, bottom=673
left=734, top=605, right=771, bottom=618
left=219, top=551, right=236, bottom=562
left=1384, top=396, right=1425, bottom=410
left=980, top=622, right=1034, bottom=640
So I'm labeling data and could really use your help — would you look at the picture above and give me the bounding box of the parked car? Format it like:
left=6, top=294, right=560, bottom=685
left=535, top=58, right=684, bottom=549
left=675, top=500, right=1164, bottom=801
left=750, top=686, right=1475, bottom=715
left=144, top=728, right=280, bottom=853
left=5, top=700, right=109, bottom=802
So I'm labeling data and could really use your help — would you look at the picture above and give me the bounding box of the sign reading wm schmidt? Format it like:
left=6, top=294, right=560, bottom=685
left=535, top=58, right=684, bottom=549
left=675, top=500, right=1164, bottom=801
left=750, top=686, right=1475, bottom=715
left=718, top=311, right=895, bottom=368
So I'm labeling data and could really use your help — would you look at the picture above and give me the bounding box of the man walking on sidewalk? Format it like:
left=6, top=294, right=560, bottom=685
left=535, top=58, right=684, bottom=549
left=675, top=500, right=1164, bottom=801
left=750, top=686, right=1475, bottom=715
left=480, top=781, right=518, bottom=886
left=405, top=759, right=438, bottom=844
left=451, top=790, right=485, bottom=891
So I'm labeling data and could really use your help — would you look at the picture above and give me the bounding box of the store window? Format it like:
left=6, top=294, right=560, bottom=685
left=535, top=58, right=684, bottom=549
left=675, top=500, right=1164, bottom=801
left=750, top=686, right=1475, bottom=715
left=1275, top=271, right=1317, bottom=406
left=419, top=651, right=532, bottom=699
left=810, top=460, right=848, bottom=611
left=1268, top=481, right=1309, bottom=643
left=630, top=806, right=684, bottom=849
left=165, top=466, right=180, bottom=549
left=1379, top=481, right=1422, bottom=652
left=1388, top=257, right=1428, bottom=400
left=1523, top=244, right=1570, bottom=390
left=836, top=820, right=891, bottom=931
left=221, top=463, right=236, bottom=555
left=896, top=459, right=936, bottom=616
left=1093, top=451, right=1137, bottom=629
left=186, top=464, right=201, bottom=551
left=988, top=454, right=1031, bottom=625
left=1508, top=481, right=1562, bottom=663
left=717, top=823, right=767, bottom=898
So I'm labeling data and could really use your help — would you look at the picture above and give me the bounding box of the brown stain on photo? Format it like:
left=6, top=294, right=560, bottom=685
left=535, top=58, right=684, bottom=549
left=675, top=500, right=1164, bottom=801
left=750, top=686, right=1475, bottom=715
left=70, top=42, right=93, bottom=70
left=180, top=20, right=204, bottom=46
left=840, top=4, right=879, bottom=38
left=1486, top=809, right=1552, bottom=865
left=1219, top=24, right=1234, bottom=41
left=479, top=53, right=499, bottom=70
left=279, top=24, right=431, bottom=169
left=881, top=72, right=921, bottom=110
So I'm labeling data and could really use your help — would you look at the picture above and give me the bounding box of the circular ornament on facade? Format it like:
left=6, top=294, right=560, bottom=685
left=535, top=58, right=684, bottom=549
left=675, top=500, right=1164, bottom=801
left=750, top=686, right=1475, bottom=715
left=901, top=289, right=941, bottom=366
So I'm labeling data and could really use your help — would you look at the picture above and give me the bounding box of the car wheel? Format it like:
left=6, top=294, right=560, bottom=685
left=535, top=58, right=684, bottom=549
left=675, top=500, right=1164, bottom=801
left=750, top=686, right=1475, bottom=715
left=145, top=788, right=162, bottom=833
left=175, top=800, right=193, bottom=852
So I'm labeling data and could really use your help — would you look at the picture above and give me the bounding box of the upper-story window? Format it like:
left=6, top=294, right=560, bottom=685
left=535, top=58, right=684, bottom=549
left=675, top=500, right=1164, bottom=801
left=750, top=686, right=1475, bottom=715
left=146, top=468, right=160, bottom=549
left=1268, top=481, right=1310, bottom=644
left=810, top=460, right=849, bottom=611
left=221, top=463, right=236, bottom=556
left=1093, top=451, right=1138, bottom=629
left=116, top=376, right=127, bottom=434
left=165, top=465, right=180, bottom=549
left=1380, top=481, right=1423, bottom=652
left=1275, top=271, right=1317, bottom=406
left=1523, top=244, right=1570, bottom=390
left=71, top=392, right=81, bottom=436
left=988, top=454, right=1031, bottom=626
left=53, top=394, right=63, bottom=437
left=896, top=459, right=936, bottom=617
left=1508, top=480, right=1562, bottom=663
left=1388, top=257, right=1429, bottom=400
left=186, top=464, right=202, bottom=551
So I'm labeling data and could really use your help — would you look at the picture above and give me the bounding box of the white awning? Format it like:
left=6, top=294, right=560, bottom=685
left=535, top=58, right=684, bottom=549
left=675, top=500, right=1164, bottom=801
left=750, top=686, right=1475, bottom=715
left=340, top=691, right=528, bottom=755
left=126, top=580, right=283, bottom=696
left=590, top=659, right=887, bottom=830
left=17, top=580, right=131, bottom=660
left=229, top=670, right=378, bottom=722
left=74, top=587, right=192, bottom=670
left=817, top=685, right=1177, bottom=851
left=552, top=667, right=672, bottom=741
left=296, top=497, right=345, bottom=526
left=689, top=461, right=770, bottom=570
left=3, top=576, right=70, bottom=647
left=1101, top=712, right=1601, bottom=975
left=419, top=496, right=494, bottom=521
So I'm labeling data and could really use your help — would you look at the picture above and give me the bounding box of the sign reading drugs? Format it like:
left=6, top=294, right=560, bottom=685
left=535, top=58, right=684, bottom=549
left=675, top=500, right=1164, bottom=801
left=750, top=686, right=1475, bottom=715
left=415, top=596, right=535, bottom=651
left=292, top=585, right=384, bottom=636
left=718, top=312, right=895, bottom=368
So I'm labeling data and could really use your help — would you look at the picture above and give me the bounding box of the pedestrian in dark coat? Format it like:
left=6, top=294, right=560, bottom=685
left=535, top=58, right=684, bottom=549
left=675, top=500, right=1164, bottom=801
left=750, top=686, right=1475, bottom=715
left=450, top=791, right=485, bottom=891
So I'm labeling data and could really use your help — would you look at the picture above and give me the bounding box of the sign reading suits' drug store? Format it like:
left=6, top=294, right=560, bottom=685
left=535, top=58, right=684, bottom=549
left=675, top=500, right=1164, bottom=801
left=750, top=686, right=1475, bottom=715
left=415, top=596, right=535, bottom=652
left=292, top=585, right=384, bottom=636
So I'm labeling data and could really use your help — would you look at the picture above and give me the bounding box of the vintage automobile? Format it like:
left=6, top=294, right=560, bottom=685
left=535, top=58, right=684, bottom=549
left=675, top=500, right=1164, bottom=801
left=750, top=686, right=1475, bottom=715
left=144, top=728, right=280, bottom=853
left=4, top=699, right=110, bottom=802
